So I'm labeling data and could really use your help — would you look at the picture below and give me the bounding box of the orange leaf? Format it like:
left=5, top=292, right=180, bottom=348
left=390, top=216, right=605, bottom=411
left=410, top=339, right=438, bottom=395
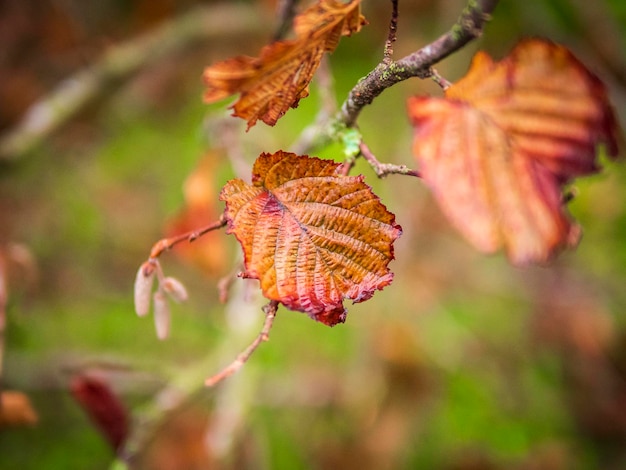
left=220, top=151, right=401, bottom=326
left=0, top=390, right=38, bottom=427
left=203, top=0, right=366, bottom=130
left=408, top=39, right=620, bottom=265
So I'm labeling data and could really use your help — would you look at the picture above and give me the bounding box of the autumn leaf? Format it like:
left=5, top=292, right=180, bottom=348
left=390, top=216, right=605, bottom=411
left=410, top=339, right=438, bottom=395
left=71, top=375, right=129, bottom=451
left=203, top=0, right=366, bottom=129
left=408, top=39, right=620, bottom=265
left=0, top=390, right=38, bottom=427
left=220, top=151, right=401, bottom=326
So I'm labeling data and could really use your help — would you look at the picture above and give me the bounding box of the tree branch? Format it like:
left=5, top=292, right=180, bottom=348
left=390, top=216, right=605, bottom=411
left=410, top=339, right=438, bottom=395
left=338, top=0, right=499, bottom=127
left=205, top=301, right=279, bottom=387
left=149, top=216, right=227, bottom=259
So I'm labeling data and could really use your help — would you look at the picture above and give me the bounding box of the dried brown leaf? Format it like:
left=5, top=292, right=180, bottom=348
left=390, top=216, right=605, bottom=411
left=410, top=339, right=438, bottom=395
left=203, top=0, right=366, bottom=129
left=220, top=151, right=401, bottom=326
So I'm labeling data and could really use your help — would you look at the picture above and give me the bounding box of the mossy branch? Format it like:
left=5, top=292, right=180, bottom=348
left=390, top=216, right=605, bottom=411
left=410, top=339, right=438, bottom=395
left=338, top=0, right=499, bottom=127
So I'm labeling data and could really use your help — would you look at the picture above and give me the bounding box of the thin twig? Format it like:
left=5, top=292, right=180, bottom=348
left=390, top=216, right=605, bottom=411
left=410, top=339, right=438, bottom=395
left=430, top=67, right=452, bottom=90
left=0, top=3, right=266, bottom=162
left=120, top=263, right=262, bottom=469
left=149, top=216, right=227, bottom=259
left=205, top=301, right=279, bottom=387
left=339, top=0, right=499, bottom=127
left=383, top=0, right=400, bottom=65
left=359, top=141, right=420, bottom=178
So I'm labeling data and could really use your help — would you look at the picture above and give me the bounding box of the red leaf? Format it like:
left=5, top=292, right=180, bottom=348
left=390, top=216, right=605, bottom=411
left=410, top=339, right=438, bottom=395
left=408, top=39, right=620, bottom=265
left=71, top=376, right=129, bottom=451
left=220, top=151, right=401, bottom=326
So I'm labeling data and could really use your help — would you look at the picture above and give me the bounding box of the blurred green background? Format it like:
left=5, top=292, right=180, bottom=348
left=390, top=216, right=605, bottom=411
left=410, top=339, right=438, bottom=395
left=1, top=1, right=625, bottom=469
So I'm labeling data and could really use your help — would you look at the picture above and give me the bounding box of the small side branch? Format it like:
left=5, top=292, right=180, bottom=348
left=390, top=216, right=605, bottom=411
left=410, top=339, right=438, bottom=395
left=149, top=216, right=227, bottom=259
left=430, top=67, right=452, bottom=90
left=359, top=142, right=420, bottom=178
left=383, top=0, right=400, bottom=65
left=205, top=301, right=279, bottom=387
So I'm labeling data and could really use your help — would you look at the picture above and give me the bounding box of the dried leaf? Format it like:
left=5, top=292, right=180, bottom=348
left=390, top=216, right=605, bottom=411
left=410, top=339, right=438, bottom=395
left=220, top=151, right=401, bottom=326
left=408, top=39, right=620, bottom=265
left=203, top=0, right=366, bottom=129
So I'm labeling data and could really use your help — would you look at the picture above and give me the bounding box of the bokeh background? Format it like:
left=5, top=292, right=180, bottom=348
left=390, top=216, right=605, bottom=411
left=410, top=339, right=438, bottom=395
left=1, top=0, right=626, bottom=469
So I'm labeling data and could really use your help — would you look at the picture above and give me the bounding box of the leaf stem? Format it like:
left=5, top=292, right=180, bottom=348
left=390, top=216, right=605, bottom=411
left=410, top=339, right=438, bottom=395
left=430, top=67, right=452, bottom=90
left=205, top=301, right=279, bottom=387
left=339, top=155, right=357, bottom=176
